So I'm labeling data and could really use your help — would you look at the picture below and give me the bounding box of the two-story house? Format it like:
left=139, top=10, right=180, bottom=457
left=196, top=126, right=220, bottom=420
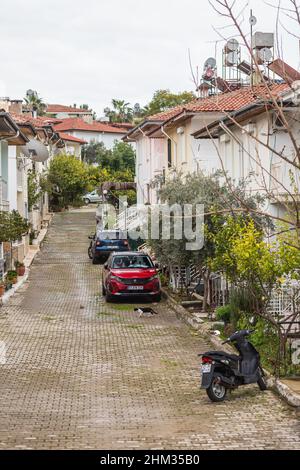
left=192, top=83, right=293, bottom=221
left=124, top=87, right=288, bottom=206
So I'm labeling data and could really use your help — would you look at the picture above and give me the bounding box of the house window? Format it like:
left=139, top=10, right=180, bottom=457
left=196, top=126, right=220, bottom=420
left=167, top=139, right=172, bottom=168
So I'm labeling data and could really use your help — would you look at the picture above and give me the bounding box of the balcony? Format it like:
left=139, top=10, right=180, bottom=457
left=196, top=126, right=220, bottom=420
left=0, top=177, right=9, bottom=212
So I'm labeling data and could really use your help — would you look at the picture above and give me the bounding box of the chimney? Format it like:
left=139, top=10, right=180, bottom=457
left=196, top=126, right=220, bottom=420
left=0, top=97, right=10, bottom=112
left=9, top=99, right=23, bottom=115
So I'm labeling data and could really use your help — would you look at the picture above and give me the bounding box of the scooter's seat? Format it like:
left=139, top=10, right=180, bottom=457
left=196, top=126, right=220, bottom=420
left=205, top=351, right=241, bottom=362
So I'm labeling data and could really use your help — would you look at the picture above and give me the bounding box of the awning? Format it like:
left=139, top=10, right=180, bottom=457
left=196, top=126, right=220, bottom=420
left=0, top=112, right=29, bottom=145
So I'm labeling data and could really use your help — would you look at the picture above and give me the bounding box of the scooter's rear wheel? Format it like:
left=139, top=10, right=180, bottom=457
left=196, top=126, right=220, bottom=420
left=206, top=377, right=227, bottom=402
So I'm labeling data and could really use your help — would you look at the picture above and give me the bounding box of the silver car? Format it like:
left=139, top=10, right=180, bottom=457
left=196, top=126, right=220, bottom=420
left=83, top=190, right=103, bottom=205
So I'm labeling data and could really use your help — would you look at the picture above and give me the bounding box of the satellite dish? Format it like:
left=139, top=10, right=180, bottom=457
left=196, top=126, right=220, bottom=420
left=21, top=139, right=49, bottom=163
left=249, top=15, right=257, bottom=26
left=225, top=51, right=239, bottom=66
left=204, top=57, right=217, bottom=70
left=225, top=39, right=239, bottom=53
left=258, top=47, right=273, bottom=63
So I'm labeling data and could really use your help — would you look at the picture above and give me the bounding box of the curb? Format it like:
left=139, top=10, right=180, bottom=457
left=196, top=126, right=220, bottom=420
left=0, top=270, right=30, bottom=305
left=0, top=214, right=53, bottom=307
left=163, top=287, right=300, bottom=408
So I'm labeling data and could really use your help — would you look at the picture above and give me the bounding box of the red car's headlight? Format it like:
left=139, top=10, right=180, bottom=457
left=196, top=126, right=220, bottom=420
left=110, top=275, right=125, bottom=283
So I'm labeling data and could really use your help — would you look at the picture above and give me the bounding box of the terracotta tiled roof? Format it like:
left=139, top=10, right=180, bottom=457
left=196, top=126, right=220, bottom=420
left=47, top=104, right=92, bottom=113
left=183, top=83, right=290, bottom=113
left=147, top=83, right=290, bottom=121
left=58, top=132, right=87, bottom=144
left=54, top=118, right=128, bottom=134
left=147, top=105, right=190, bottom=121
left=9, top=112, right=55, bottom=129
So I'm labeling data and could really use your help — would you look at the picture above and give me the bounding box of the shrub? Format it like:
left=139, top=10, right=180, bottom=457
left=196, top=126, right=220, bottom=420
left=216, top=304, right=232, bottom=324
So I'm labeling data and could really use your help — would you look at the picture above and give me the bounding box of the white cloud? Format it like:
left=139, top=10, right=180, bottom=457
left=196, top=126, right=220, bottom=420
left=0, top=0, right=298, bottom=116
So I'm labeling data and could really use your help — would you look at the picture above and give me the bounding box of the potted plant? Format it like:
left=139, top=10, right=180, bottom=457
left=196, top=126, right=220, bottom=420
left=15, top=261, right=26, bottom=276
left=0, top=281, right=5, bottom=297
left=4, top=278, right=12, bottom=291
left=7, top=270, right=18, bottom=285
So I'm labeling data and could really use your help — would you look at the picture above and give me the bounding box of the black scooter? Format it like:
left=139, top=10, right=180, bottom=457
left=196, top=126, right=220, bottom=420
left=199, top=329, right=268, bottom=402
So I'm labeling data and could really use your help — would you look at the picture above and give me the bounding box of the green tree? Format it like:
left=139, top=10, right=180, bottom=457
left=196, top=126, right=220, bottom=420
left=27, top=170, right=41, bottom=211
left=148, top=172, right=270, bottom=308
left=104, top=99, right=133, bottom=123
left=45, top=154, right=90, bottom=209
left=0, top=210, right=30, bottom=243
left=142, top=89, right=196, bottom=117
left=82, top=141, right=135, bottom=173
left=24, top=89, right=46, bottom=116
left=82, top=142, right=112, bottom=166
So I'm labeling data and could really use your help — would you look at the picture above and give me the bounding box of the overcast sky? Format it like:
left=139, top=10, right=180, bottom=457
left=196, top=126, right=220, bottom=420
left=0, top=0, right=299, bottom=117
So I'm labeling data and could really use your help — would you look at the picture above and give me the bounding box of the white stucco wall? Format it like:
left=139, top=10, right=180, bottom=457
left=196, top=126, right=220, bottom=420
left=8, top=146, right=17, bottom=211
left=216, top=110, right=300, bottom=219
left=68, top=130, right=126, bottom=149
left=135, top=135, right=166, bottom=205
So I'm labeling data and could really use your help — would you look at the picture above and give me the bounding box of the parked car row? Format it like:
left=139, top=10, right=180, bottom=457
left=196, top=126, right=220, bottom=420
left=88, top=229, right=162, bottom=303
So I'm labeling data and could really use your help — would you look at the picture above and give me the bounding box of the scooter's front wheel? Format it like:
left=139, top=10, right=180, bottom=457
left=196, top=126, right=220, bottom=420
left=206, top=377, right=227, bottom=402
left=257, top=368, right=268, bottom=391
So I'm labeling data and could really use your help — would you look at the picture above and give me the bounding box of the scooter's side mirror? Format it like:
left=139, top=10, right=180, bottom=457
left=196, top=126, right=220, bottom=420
left=88, top=234, right=95, bottom=240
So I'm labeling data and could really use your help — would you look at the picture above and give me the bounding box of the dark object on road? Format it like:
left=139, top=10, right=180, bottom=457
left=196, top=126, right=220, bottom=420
left=199, top=329, right=268, bottom=402
left=134, top=307, right=158, bottom=317
left=102, top=252, right=161, bottom=303
left=88, top=230, right=130, bottom=264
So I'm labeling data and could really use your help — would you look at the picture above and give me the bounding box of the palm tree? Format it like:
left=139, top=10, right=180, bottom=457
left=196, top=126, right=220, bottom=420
left=24, top=90, right=46, bottom=116
left=105, top=99, right=133, bottom=123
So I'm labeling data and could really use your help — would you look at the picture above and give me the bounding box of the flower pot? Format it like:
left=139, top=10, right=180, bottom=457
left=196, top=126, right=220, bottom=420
left=0, top=285, right=5, bottom=297
left=17, top=266, right=25, bottom=276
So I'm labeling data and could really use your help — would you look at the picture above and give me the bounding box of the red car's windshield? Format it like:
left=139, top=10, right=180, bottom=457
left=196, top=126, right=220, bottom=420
left=112, top=255, right=153, bottom=269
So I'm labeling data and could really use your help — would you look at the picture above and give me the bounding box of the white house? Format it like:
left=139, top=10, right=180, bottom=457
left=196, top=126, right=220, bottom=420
left=54, top=118, right=129, bottom=150
left=124, top=87, right=275, bottom=205
left=56, top=132, right=87, bottom=159
left=192, top=82, right=295, bottom=221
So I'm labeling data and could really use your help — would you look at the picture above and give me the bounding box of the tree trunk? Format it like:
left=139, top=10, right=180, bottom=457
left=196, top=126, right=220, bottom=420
left=202, top=268, right=211, bottom=312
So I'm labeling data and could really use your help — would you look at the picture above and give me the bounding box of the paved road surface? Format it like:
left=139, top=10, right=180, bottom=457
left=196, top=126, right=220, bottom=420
left=0, top=209, right=299, bottom=450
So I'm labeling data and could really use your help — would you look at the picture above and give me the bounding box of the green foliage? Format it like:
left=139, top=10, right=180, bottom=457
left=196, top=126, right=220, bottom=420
left=142, top=89, right=196, bottom=117
left=24, top=89, right=46, bottom=116
left=0, top=210, right=30, bottom=242
left=27, top=170, right=41, bottom=211
left=216, top=305, right=232, bottom=323
left=46, top=154, right=90, bottom=209
left=237, top=314, right=279, bottom=372
left=82, top=141, right=135, bottom=173
left=104, top=99, right=133, bottom=123
left=148, top=172, right=269, bottom=276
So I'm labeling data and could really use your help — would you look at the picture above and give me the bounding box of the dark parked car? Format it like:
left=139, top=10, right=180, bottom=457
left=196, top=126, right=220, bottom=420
left=88, top=230, right=130, bottom=264
left=102, top=252, right=161, bottom=302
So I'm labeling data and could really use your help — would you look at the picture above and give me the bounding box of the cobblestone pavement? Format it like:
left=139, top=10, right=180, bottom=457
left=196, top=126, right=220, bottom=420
left=0, top=209, right=299, bottom=450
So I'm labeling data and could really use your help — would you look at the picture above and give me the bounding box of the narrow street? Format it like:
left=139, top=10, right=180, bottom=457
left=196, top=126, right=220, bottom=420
left=0, top=208, right=299, bottom=450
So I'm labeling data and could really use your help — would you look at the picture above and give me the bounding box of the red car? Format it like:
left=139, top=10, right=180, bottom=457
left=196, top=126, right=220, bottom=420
left=102, top=252, right=161, bottom=303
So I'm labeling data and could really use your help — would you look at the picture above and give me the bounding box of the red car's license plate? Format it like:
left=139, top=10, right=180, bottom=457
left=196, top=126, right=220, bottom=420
left=127, top=286, right=144, bottom=291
